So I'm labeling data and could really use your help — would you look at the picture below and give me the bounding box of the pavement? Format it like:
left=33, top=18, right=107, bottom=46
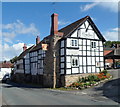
left=1, top=69, right=120, bottom=106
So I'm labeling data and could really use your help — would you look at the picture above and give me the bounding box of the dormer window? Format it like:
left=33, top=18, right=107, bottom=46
left=71, top=39, right=78, bottom=47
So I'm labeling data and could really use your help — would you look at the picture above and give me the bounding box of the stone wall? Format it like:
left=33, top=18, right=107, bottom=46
left=61, top=73, right=99, bottom=86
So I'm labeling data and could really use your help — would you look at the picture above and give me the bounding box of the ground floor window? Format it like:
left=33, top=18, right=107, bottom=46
left=72, top=57, right=79, bottom=67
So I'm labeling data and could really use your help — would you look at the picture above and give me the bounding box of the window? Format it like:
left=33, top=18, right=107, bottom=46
left=72, top=58, right=78, bottom=67
left=71, top=40, right=78, bottom=47
left=91, top=42, right=96, bottom=48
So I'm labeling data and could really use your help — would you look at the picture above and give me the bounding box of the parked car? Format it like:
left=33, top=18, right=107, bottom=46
left=2, top=73, right=11, bottom=83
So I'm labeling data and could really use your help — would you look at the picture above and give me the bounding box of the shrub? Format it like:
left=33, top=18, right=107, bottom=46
left=106, top=73, right=111, bottom=78
left=101, top=70, right=108, bottom=76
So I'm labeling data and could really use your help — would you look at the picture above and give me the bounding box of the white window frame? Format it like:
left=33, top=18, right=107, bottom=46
left=71, top=39, right=78, bottom=47
left=71, top=57, right=79, bottom=67
left=91, top=41, right=96, bottom=48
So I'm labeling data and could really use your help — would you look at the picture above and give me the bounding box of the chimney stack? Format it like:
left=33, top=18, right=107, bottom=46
left=23, top=43, right=27, bottom=51
left=50, top=13, right=58, bottom=35
left=36, top=36, right=40, bottom=45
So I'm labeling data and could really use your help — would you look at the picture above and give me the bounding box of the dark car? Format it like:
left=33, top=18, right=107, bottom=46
left=2, top=73, right=10, bottom=83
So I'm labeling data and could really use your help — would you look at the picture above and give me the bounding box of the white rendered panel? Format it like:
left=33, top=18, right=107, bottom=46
left=92, top=52, right=95, bottom=56
left=100, top=57, right=104, bottom=62
left=83, top=67, right=87, bottom=73
left=79, top=67, right=83, bottom=73
left=87, top=57, right=91, bottom=65
left=100, top=52, right=103, bottom=56
left=88, top=66, right=91, bottom=73
left=83, top=46, right=86, bottom=50
left=87, top=40, right=91, bottom=45
left=85, top=21, right=89, bottom=29
left=66, top=56, right=71, bottom=62
left=83, top=51, right=86, bottom=56
left=87, top=46, right=91, bottom=50
left=79, top=39, right=82, bottom=45
left=92, top=66, right=95, bottom=73
left=100, top=47, right=103, bottom=51
left=92, top=57, right=95, bottom=65
left=83, top=57, right=86, bottom=65
left=79, top=46, right=82, bottom=50
left=79, top=51, right=82, bottom=55
left=79, top=57, right=82, bottom=65
left=71, top=30, right=77, bottom=37
left=80, top=23, right=85, bottom=29
left=99, top=41, right=103, bottom=47
left=72, top=68, right=79, bottom=73
left=66, top=69, right=71, bottom=74
left=66, top=49, right=79, bottom=55
left=87, top=51, right=90, bottom=56
left=66, top=63, right=71, bottom=68
left=96, top=51, right=99, bottom=56
left=100, top=62, right=104, bottom=67
left=96, top=68, right=100, bottom=73
left=83, top=40, right=86, bottom=45
left=67, top=38, right=71, bottom=47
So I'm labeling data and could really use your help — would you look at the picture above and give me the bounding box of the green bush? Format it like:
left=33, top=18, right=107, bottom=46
left=101, top=70, right=108, bottom=76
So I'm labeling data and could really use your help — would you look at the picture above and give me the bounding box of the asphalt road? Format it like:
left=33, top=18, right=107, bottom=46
left=1, top=69, right=119, bottom=105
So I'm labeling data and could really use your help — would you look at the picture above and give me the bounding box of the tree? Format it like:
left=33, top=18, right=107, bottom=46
left=104, top=41, right=120, bottom=48
left=10, top=56, right=18, bottom=63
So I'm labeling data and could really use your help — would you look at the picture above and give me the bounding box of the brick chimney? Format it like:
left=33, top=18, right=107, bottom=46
left=23, top=43, right=27, bottom=51
left=36, top=36, right=40, bottom=45
left=50, top=13, right=58, bottom=35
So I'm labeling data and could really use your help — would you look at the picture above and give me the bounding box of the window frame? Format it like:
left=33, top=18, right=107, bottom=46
left=71, top=57, right=79, bottom=67
left=71, top=39, right=78, bottom=47
left=91, top=41, right=96, bottom=48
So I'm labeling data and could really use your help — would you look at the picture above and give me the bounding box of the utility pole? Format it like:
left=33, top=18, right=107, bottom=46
left=53, top=50, right=56, bottom=88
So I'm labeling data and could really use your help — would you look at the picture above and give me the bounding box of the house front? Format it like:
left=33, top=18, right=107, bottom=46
left=13, top=13, right=106, bottom=87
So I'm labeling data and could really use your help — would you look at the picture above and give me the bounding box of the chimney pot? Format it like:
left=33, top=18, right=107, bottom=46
left=36, top=36, right=40, bottom=45
left=23, top=43, right=27, bottom=51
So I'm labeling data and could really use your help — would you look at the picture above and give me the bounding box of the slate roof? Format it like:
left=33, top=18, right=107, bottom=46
left=17, top=45, right=35, bottom=60
left=30, top=15, right=106, bottom=52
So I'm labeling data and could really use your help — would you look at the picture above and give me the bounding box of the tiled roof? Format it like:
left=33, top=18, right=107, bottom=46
left=30, top=15, right=106, bottom=52
left=0, top=62, right=13, bottom=68
left=17, top=45, right=35, bottom=60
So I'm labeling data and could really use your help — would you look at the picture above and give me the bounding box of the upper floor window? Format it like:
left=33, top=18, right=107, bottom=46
left=91, top=42, right=96, bottom=48
left=71, top=40, right=78, bottom=47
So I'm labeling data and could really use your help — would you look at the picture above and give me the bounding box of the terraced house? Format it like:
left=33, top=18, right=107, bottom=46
left=14, top=13, right=106, bottom=87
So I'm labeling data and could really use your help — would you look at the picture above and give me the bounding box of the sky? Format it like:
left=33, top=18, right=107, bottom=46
left=1, top=2, right=119, bottom=61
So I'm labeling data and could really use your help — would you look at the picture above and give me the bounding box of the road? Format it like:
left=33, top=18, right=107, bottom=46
left=1, top=69, right=119, bottom=105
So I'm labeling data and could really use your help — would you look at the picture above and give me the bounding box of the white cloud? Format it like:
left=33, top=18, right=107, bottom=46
left=0, top=43, right=34, bottom=61
left=80, top=2, right=98, bottom=11
left=103, top=27, right=119, bottom=41
left=2, top=20, right=40, bottom=43
left=80, top=2, right=118, bottom=12
left=58, top=20, right=71, bottom=26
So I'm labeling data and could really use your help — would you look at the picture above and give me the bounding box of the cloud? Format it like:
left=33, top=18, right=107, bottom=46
left=0, top=43, right=34, bottom=61
left=2, top=20, right=40, bottom=43
left=58, top=20, right=71, bottom=26
left=80, top=2, right=118, bottom=13
left=103, top=27, right=119, bottom=41
left=80, top=2, right=98, bottom=11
